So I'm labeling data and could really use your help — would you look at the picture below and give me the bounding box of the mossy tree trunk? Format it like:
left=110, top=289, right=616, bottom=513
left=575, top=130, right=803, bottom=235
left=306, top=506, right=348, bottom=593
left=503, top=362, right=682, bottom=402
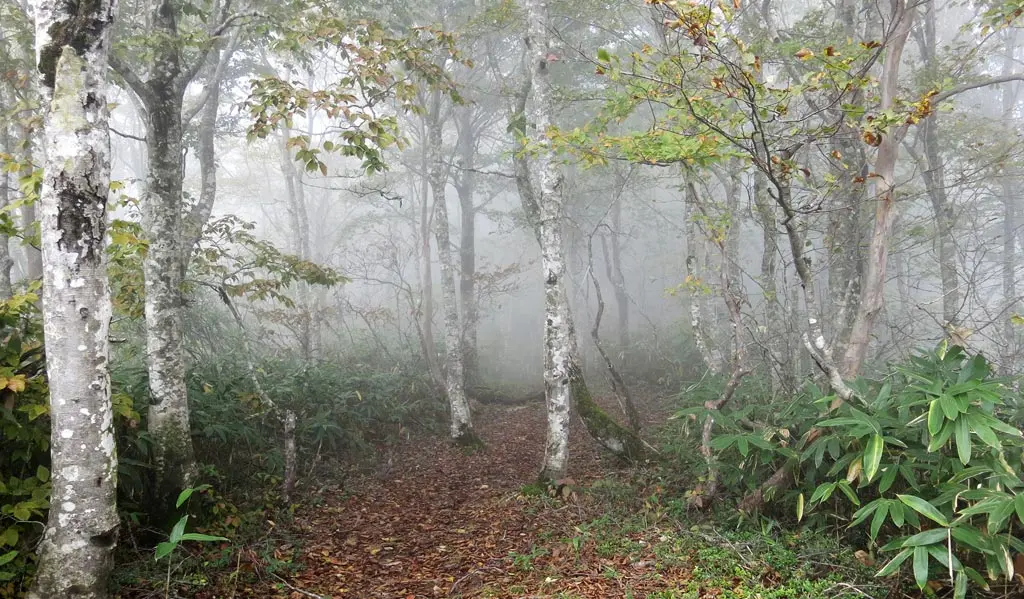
left=28, top=0, right=119, bottom=592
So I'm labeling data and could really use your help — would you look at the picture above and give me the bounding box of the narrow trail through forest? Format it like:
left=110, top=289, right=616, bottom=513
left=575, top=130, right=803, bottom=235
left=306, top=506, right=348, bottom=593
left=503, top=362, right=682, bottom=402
left=255, top=400, right=689, bottom=599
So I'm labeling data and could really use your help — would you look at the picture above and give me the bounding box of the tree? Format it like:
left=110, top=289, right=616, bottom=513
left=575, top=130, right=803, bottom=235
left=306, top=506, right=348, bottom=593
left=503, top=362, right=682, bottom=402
left=27, top=0, right=118, bottom=593
left=109, top=0, right=243, bottom=511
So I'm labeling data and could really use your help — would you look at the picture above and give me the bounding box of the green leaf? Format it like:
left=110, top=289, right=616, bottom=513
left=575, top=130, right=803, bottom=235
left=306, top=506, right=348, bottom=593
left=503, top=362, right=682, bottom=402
left=796, top=493, right=804, bottom=522
left=897, top=494, right=949, bottom=526
left=176, top=488, right=195, bottom=509
left=597, top=48, right=611, bottom=62
left=953, top=570, right=967, bottom=599
left=929, top=420, right=955, bottom=451
left=899, top=528, right=949, bottom=547
left=963, top=566, right=990, bottom=590
left=879, top=465, right=898, bottom=494
left=939, top=393, right=960, bottom=420
left=836, top=480, right=860, bottom=506
left=12, top=505, right=29, bottom=521
left=950, top=526, right=992, bottom=554
left=179, top=532, right=229, bottom=542
left=875, top=548, right=912, bottom=577
left=809, top=482, right=835, bottom=505
left=0, top=550, right=16, bottom=567
left=1014, top=494, right=1024, bottom=524
left=870, top=501, right=889, bottom=540
left=912, top=546, right=929, bottom=589
left=36, top=465, right=49, bottom=483
left=890, top=500, right=905, bottom=527
left=849, top=500, right=879, bottom=528
left=169, top=516, right=188, bottom=544
left=155, top=541, right=175, bottom=561
left=927, top=399, right=944, bottom=435
left=863, top=434, right=884, bottom=482
left=955, top=417, right=971, bottom=465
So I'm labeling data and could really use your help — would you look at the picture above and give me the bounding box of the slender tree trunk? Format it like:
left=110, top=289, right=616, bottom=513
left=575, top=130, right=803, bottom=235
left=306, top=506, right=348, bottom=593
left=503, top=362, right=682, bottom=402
left=454, top=108, right=480, bottom=386
left=520, top=1, right=646, bottom=475
left=418, top=127, right=443, bottom=385
left=587, top=232, right=640, bottom=432
left=0, top=115, right=13, bottom=299
left=428, top=104, right=477, bottom=444
left=604, top=195, right=629, bottom=360
left=527, top=0, right=573, bottom=481
left=685, top=181, right=721, bottom=373
left=917, top=1, right=959, bottom=328
left=840, top=1, right=915, bottom=378
left=28, top=1, right=118, bottom=593
left=1001, top=35, right=1020, bottom=371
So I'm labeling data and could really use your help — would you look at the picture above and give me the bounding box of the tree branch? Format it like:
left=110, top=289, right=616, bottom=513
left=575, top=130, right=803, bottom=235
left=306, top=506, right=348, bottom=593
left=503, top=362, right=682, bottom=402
left=182, top=26, right=241, bottom=126
left=932, top=73, right=1024, bottom=105
left=108, top=54, right=155, bottom=106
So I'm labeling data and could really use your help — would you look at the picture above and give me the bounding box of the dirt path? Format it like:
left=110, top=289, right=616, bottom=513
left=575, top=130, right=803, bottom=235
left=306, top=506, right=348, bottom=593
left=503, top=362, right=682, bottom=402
left=244, top=400, right=687, bottom=599
left=273, top=403, right=601, bottom=598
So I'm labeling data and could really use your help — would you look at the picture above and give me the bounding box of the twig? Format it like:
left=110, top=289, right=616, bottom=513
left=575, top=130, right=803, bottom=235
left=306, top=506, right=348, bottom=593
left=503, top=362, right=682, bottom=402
left=270, top=573, right=327, bottom=599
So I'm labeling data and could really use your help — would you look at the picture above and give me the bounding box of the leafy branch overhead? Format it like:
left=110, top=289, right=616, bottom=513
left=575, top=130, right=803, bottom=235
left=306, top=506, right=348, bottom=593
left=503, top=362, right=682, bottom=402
left=247, top=15, right=468, bottom=175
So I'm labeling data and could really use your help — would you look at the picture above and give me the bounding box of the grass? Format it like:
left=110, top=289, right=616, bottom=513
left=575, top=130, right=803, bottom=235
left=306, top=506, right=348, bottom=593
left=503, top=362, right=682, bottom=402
left=478, top=471, right=882, bottom=598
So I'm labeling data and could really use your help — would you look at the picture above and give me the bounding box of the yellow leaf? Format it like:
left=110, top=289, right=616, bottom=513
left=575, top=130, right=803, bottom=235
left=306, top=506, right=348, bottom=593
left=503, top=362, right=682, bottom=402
left=7, top=376, right=25, bottom=393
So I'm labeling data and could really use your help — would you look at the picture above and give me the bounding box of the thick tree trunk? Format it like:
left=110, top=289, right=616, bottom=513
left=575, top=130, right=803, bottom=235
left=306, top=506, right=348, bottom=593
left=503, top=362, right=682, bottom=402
left=428, top=107, right=477, bottom=445
left=28, top=2, right=119, bottom=592
left=108, top=0, right=238, bottom=513
left=143, top=93, right=197, bottom=509
left=840, top=2, right=914, bottom=378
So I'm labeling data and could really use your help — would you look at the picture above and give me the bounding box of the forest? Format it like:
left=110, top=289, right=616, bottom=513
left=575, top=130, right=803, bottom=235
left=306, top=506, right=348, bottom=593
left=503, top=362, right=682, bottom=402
left=3, top=0, right=1024, bottom=596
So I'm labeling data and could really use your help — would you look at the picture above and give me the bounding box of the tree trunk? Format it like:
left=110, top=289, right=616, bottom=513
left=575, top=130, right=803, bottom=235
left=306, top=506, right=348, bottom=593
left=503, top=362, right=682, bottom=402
left=685, top=180, right=722, bottom=373
left=917, top=1, right=959, bottom=329
left=454, top=108, right=480, bottom=386
left=428, top=104, right=477, bottom=445
left=28, top=2, right=119, bottom=592
left=143, top=90, right=197, bottom=510
left=603, top=195, right=630, bottom=361
left=1001, top=34, right=1020, bottom=370
left=418, top=125, right=443, bottom=386
left=0, top=114, right=13, bottom=299
left=840, top=1, right=915, bottom=378
left=109, top=0, right=240, bottom=513
left=527, top=0, right=573, bottom=481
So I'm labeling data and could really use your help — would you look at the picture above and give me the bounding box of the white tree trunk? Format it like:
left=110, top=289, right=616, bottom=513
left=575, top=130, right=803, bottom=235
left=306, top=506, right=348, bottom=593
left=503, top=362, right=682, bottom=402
left=428, top=110, right=476, bottom=444
left=28, top=1, right=119, bottom=592
left=527, top=0, right=571, bottom=481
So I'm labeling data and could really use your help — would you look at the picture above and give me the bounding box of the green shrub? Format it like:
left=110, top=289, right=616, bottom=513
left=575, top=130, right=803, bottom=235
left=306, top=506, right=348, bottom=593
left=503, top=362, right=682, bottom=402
left=0, top=290, right=48, bottom=596
left=696, top=343, right=1024, bottom=597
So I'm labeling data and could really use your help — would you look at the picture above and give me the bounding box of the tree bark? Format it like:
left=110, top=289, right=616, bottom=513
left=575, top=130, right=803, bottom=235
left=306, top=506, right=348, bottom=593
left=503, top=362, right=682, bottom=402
left=0, top=112, right=13, bottom=299
left=417, top=119, right=443, bottom=386
left=428, top=100, right=477, bottom=445
left=454, top=107, right=480, bottom=386
left=28, top=0, right=119, bottom=592
left=917, top=0, right=959, bottom=329
left=840, top=1, right=915, bottom=378
left=527, top=0, right=573, bottom=481
left=109, top=0, right=236, bottom=510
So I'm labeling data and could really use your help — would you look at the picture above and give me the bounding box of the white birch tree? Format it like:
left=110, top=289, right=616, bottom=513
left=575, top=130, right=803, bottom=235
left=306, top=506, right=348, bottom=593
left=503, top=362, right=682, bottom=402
left=27, top=0, right=119, bottom=594
left=427, top=102, right=477, bottom=444
left=526, top=0, right=572, bottom=481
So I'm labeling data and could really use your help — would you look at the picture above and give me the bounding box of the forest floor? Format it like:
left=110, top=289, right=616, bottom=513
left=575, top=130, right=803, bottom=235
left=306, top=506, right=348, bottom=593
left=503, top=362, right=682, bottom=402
left=200, top=398, right=878, bottom=599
